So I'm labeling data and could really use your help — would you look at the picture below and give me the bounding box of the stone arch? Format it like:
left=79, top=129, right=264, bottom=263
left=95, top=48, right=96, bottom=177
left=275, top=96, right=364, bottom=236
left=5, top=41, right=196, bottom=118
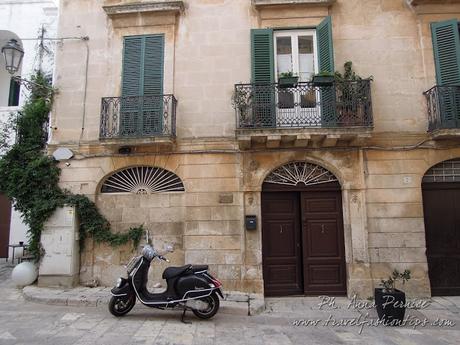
left=0, top=30, right=22, bottom=107
left=422, top=158, right=460, bottom=183
left=422, top=158, right=460, bottom=295
left=257, top=155, right=347, bottom=192
left=260, top=160, right=347, bottom=296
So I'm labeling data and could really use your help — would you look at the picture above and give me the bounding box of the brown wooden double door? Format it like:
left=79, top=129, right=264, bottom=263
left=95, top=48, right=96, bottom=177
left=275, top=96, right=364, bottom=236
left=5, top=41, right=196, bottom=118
left=422, top=183, right=460, bottom=296
left=262, top=190, right=346, bottom=296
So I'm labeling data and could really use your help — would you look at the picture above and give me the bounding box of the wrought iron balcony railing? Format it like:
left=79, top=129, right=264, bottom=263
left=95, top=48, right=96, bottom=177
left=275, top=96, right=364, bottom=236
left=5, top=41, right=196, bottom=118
left=424, top=85, right=460, bottom=131
left=234, top=80, right=373, bottom=129
left=100, top=94, right=177, bottom=139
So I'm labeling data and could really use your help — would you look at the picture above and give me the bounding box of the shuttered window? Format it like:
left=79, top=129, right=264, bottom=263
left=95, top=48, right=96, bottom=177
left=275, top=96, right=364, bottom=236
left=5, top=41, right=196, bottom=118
left=431, top=19, right=460, bottom=86
left=316, top=16, right=336, bottom=126
left=250, top=17, right=335, bottom=127
left=431, top=20, right=460, bottom=128
left=251, top=29, right=274, bottom=84
left=121, top=35, right=164, bottom=135
left=251, top=29, right=276, bottom=126
left=316, top=16, right=334, bottom=74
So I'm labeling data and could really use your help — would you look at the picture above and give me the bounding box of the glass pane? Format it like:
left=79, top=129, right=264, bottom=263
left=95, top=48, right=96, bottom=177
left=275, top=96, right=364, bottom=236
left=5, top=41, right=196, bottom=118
left=276, top=36, right=292, bottom=78
left=298, top=36, right=314, bottom=82
left=301, top=89, right=317, bottom=109
left=278, top=91, right=294, bottom=109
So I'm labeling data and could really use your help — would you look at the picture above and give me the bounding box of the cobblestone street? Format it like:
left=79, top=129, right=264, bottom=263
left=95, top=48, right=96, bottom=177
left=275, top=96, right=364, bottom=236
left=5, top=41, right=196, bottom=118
left=1, top=262, right=460, bottom=345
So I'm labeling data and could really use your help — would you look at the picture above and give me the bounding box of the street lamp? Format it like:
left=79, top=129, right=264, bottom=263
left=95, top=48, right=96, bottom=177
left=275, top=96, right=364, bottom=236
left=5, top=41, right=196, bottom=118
left=1, top=38, right=53, bottom=97
left=1, top=34, right=88, bottom=97
left=1, top=39, right=24, bottom=75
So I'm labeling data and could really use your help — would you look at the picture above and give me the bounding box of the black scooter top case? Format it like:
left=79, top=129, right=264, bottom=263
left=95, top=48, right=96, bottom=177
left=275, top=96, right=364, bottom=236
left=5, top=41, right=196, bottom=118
left=176, top=274, right=212, bottom=299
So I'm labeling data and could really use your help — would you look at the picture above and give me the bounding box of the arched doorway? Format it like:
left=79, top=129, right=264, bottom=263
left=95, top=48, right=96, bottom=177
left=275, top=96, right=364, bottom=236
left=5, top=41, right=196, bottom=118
left=261, top=161, right=346, bottom=296
left=422, top=159, right=460, bottom=296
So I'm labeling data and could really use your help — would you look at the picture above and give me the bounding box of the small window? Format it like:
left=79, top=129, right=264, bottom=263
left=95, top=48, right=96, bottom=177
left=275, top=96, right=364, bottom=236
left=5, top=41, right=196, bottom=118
left=8, top=78, right=20, bottom=106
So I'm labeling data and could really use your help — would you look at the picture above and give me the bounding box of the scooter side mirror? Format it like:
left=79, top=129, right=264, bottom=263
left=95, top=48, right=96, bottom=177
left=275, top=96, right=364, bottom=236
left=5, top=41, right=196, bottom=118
left=165, top=244, right=174, bottom=253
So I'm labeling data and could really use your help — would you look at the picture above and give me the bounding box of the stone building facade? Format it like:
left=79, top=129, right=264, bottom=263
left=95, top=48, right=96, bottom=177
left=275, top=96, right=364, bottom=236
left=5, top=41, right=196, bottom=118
left=50, top=0, right=460, bottom=298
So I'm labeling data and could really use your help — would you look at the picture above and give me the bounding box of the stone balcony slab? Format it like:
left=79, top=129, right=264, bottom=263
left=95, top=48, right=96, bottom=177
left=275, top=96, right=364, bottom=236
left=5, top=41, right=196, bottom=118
left=252, top=0, right=335, bottom=7
left=236, top=127, right=372, bottom=150
left=103, top=1, right=184, bottom=17
left=407, top=0, right=460, bottom=5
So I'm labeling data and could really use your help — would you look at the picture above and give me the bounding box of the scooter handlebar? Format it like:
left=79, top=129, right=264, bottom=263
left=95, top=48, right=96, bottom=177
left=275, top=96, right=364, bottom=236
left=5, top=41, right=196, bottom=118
left=158, top=255, right=170, bottom=263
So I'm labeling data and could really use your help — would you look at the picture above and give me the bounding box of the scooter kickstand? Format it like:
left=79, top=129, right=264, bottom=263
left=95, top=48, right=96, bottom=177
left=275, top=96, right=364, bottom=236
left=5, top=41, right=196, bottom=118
left=181, top=308, right=192, bottom=324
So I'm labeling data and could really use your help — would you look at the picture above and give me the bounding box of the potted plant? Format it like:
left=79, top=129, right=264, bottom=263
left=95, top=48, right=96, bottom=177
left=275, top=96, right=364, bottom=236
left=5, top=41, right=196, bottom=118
left=334, top=62, right=373, bottom=126
left=375, top=269, right=411, bottom=326
left=278, top=71, right=299, bottom=88
left=232, top=86, right=253, bottom=127
left=312, top=71, right=335, bottom=86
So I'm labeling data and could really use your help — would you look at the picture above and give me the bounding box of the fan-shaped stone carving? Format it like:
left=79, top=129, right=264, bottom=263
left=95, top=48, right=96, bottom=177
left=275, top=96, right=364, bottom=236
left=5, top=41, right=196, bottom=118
left=101, top=166, right=185, bottom=194
left=264, top=161, right=338, bottom=186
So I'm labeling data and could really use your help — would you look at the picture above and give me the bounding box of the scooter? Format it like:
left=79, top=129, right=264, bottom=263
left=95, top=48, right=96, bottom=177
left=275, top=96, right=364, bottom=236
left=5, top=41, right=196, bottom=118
left=109, top=245, right=223, bottom=321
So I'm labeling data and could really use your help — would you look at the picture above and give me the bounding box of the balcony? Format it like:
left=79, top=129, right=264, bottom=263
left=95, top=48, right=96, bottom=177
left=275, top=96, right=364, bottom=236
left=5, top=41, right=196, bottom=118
left=234, top=80, right=373, bottom=149
left=100, top=94, right=176, bottom=148
left=424, top=85, right=460, bottom=139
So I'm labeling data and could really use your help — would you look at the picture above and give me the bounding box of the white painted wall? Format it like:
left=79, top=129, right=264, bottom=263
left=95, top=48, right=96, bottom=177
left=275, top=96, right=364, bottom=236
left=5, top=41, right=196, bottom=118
left=0, top=0, right=58, bottom=260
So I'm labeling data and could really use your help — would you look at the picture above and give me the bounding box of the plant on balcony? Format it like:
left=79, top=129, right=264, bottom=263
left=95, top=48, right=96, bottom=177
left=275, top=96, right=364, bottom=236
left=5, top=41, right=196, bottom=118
left=278, top=71, right=299, bottom=88
left=232, top=86, right=253, bottom=127
left=334, top=61, right=373, bottom=126
left=0, top=71, right=143, bottom=260
left=375, top=269, right=411, bottom=326
left=312, top=71, right=335, bottom=86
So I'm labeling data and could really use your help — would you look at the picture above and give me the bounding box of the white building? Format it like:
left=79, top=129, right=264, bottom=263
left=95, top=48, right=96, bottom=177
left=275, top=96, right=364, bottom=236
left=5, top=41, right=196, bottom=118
left=0, top=0, right=58, bottom=261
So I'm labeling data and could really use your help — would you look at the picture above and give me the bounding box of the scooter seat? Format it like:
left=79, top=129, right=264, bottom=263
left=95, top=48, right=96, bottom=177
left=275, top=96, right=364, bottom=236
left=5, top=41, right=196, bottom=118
left=162, top=265, right=192, bottom=279
left=190, top=265, right=208, bottom=272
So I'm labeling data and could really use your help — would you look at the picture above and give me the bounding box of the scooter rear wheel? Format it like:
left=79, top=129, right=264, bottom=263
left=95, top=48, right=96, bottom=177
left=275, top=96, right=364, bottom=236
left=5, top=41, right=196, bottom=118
left=109, top=295, right=136, bottom=317
left=192, top=292, right=220, bottom=319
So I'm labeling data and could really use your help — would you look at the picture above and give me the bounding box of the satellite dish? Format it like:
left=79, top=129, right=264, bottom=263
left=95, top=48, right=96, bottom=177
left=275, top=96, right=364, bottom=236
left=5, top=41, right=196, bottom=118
left=52, top=147, right=74, bottom=161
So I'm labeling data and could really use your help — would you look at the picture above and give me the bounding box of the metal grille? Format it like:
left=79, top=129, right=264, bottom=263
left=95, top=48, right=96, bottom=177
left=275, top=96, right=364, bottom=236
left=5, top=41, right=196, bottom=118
left=100, top=95, right=177, bottom=139
left=424, top=85, right=460, bottom=131
left=101, top=166, right=185, bottom=194
left=234, top=80, right=373, bottom=129
left=264, top=161, right=338, bottom=186
left=423, top=159, right=460, bottom=183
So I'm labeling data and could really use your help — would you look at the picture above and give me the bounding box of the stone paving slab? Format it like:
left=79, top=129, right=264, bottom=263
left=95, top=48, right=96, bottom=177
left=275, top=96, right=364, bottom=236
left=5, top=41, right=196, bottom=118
left=2, top=262, right=460, bottom=344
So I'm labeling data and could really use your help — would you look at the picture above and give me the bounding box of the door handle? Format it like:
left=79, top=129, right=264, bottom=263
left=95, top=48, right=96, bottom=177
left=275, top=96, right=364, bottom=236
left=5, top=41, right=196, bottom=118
left=279, top=225, right=283, bottom=234
left=321, top=224, right=325, bottom=234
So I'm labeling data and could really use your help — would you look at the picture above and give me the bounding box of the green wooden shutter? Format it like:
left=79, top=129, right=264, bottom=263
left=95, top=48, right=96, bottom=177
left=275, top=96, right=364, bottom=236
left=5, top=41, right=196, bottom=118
left=121, top=35, right=164, bottom=136
left=251, top=29, right=274, bottom=84
left=251, top=29, right=275, bottom=127
left=431, top=19, right=460, bottom=85
left=316, top=16, right=336, bottom=127
left=431, top=19, right=460, bottom=128
left=143, top=35, right=164, bottom=134
left=121, top=36, right=143, bottom=136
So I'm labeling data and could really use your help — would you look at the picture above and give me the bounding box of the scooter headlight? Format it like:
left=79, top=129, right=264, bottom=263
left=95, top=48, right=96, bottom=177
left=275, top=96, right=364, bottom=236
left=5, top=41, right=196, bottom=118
left=116, top=277, right=123, bottom=288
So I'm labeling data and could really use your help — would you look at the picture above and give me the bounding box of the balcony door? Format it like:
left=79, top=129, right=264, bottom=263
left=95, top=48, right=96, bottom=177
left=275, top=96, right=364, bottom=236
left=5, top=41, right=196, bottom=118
left=274, top=30, right=319, bottom=127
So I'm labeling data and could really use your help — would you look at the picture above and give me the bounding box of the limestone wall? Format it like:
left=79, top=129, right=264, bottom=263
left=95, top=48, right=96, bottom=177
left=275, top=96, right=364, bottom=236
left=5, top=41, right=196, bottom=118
left=69, top=152, right=248, bottom=290
left=365, top=148, right=460, bottom=297
left=51, top=0, right=460, bottom=144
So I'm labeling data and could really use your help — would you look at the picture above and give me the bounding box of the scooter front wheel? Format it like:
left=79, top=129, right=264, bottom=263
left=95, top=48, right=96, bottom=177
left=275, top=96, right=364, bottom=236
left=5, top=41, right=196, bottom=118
left=109, top=295, right=136, bottom=317
left=192, top=292, right=220, bottom=319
